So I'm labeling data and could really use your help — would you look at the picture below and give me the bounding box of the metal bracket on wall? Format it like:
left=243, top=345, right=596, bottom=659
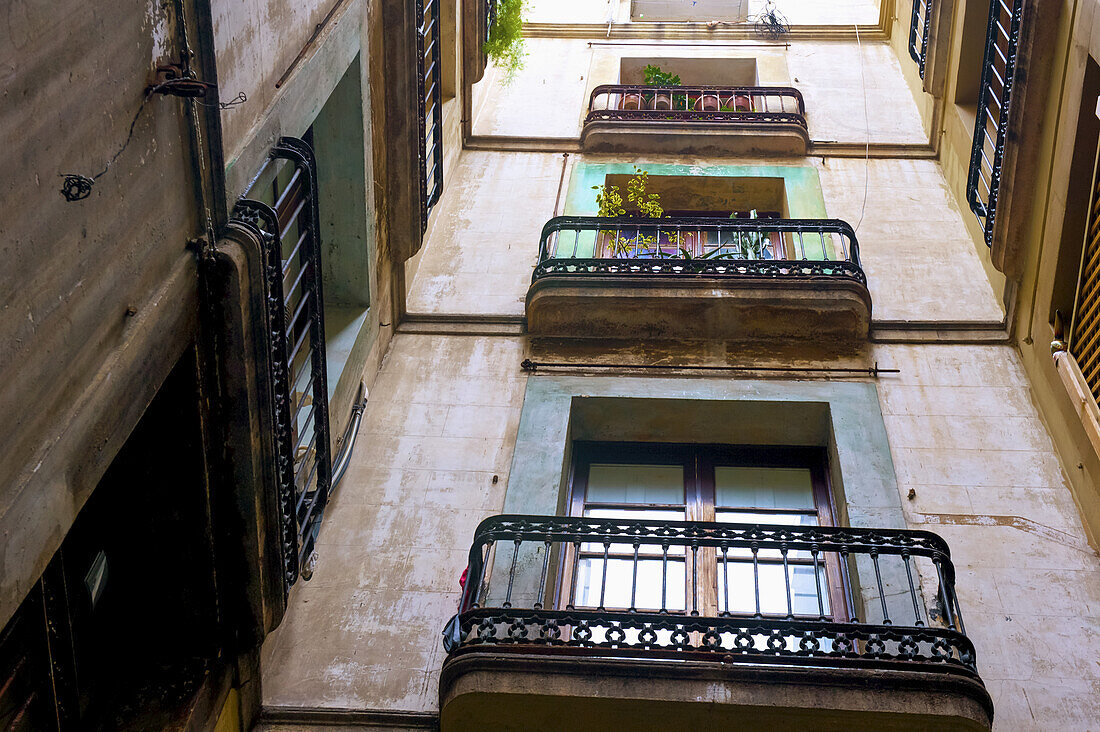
left=519, top=359, right=900, bottom=378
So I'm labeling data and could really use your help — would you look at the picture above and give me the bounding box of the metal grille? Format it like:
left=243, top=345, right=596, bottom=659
left=534, top=216, right=865, bottom=286
left=234, top=136, right=332, bottom=589
left=443, top=515, right=979, bottom=676
left=908, top=0, right=932, bottom=78
left=586, top=85, right=806, bottom=129
left=1070, top=165, right=1100, bottom=402
left=417, top=0, right=444, bottom=232
left=966, top=0, right=1024, bottom=247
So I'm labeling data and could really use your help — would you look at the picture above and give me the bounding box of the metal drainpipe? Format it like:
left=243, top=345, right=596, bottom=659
left=174, top=0, right=228, bottom=239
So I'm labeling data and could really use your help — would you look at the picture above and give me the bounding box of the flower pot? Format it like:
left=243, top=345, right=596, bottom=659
left=734, top=94, right=753, bottom=112
left=653, top=92, right=673, bottom=110
left=694, top=93, right=720, bottom=112
left=620, top=93, right=643, bottom=110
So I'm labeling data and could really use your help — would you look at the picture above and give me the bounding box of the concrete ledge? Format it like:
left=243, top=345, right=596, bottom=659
left=581, top=119, right=809, bottom=156
left=439, top=652, right=993, bottom=732
left=525, top=275, right=871, bottom=350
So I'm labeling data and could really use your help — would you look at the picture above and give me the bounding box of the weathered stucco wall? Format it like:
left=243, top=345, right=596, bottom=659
left=0, top=0, right=204, bottom=628
left=258, top=4, right=1100, bottom=729
left=260, top=334, right=1100, bottom=728
left=405, top=150, right=1005, bottom=323
left=472, top=38, right=927, bottom=145
left=212, top=0, right=348, bottom=163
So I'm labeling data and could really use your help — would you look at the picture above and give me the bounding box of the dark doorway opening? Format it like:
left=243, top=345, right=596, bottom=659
left=0, top=346, right=224, bottom=731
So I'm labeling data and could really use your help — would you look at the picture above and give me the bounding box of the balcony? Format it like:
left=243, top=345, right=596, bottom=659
left=439, top=516, right=993, bottom=731
left=525, top=216, right=871, bottom=349
left=581, top=85, right=809, bottom=155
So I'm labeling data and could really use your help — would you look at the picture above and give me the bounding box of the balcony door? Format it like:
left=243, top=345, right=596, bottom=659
left=565, top=442, right=848, bottom=619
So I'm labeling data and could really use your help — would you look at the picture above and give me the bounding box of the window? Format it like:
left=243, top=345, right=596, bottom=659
left=566, top=443, right=847, bottom=619
left=233, top=135, right=333, bottom=587
left=417, top=0, right=444, bottom=231
left=966, top=0, right=1025, bottom=246
left=908, top=0, right=933, bottom=79
left=1069, top=139, right=1100, bottom=403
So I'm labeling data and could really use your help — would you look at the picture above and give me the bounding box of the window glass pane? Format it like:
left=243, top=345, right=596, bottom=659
left=716, top=510, right=818, bottom=527
left=716, top=510, right=817, bottom=559
left=583, top=508, right=686, bottom=554
left=715, top=467, right=815, bottom=510
left=587, top=464, right=684, bottom=505
left=717, top=561, right=829, bottom=617
left=575, top=558, right=686, bottom=611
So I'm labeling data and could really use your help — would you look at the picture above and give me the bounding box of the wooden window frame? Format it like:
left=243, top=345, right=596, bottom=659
left=561, top=442, right=850, bottom=619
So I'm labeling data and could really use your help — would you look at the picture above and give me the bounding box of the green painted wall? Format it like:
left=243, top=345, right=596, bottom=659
left=497, top=376, right=913, bottom=622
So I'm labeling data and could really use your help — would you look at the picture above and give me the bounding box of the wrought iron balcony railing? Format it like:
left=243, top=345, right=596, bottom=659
left=586, top=85, right=807, bottom=129
left=443, top=515, right=979, bottom=677
left=533, top=216, right=865, bottom=285
left=908, top=0, right=933, bottom=79
left=967, top=0, right=1023, bottom=247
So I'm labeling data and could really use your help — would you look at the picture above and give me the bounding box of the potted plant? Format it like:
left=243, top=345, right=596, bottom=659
left=642, top=64, right=681, bottom=112
left=591, top=167, right=678, bottom=258
left=694, top=92, right=721, bottom=112
left=620, top=91, right=643, bottom=110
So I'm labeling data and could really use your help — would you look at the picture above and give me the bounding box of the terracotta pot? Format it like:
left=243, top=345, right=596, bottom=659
left=735, top=94, right=752, bottom=112
left=620, top=93, right=643, bottom=110
left=694, top=94, right=720, bottom=112
left=653, top=92, right=673, bottom=110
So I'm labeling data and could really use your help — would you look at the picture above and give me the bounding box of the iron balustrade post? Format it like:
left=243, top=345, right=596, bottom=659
left=812, top=547, right=825, bottom=619
left=902, top=552, right=924, bottom=627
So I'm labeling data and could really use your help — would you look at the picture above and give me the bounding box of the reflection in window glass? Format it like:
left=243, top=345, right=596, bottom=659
left=587, top=464, right=684, bottom=505
left=576, top=558, right=686, bottom=611
left=717, top=562, right=829, bottom=616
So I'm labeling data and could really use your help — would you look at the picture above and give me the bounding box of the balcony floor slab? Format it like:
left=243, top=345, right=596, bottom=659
left=581, top=120, right=810, bottom=156
left=525, top=274, right=871, bottom=350
left=440, top=652, right=993, bottom=732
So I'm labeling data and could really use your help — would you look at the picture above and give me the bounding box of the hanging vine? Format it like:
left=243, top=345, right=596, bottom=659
left=485, top=0, right=527, bottom=83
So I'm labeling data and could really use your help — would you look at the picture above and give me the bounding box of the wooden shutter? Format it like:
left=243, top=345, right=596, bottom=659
left=1070, top=161, right=1100, bottom=401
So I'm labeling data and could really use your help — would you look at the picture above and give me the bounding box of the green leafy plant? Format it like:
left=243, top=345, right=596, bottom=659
left=591, top=182, right=630, bottom=256
left=676, top=246, right=739, bottom=261
left=625, top=167, right=663, bottom=219
left=731, top=209, right=770, bottom=259
left=642, top=64, right=687, bottom=111
left=591, top=168, right=685, bottom=257
left=643, top=64, right=681, bottom=87
left=485, top=0, right=527, bottom=84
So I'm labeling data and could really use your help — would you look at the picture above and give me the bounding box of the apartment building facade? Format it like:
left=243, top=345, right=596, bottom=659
left=257, top=0, right=1100, bottom=730
left=4, top=0, right=1100, bottom=730
left=0, top=0, right=458, bottom=728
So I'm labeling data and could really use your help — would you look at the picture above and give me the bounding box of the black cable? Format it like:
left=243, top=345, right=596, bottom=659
left=58, top=77, right=228, bottom=202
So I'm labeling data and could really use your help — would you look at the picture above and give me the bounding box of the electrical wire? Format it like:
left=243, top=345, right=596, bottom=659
left=854, top=22, right=870, bottom=234
left=58, top=77, right=239, bottom=202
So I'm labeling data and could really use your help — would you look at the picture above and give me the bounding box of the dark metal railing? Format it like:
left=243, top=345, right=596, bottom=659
left=967, top=0, right=1024, bottom=247
left=485, top=0, right=496, bottom=43
left=417, top=0, right=444, bottom=233
left=586, top=85, right=806, bottom=129
left=443, top=515, right=979, bottom=676
left=533, top=216, right=865, bottom=285
left=233, top=136, right=333, bottom=591
left=908, top=0, right=932, bottom=79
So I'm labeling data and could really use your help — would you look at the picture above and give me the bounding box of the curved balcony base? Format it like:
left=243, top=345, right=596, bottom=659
left=440, top=652, right=993, bottom=732
left=525, top=276, right=871, bottom=350
left=581, top=120, right=809, bottom=156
